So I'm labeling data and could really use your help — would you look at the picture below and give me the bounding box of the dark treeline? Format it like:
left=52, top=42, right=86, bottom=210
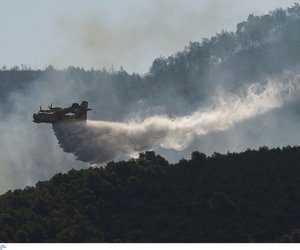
left=1, top=4, right=300, bottom=119
left=1, top=147, right=300, bottom=242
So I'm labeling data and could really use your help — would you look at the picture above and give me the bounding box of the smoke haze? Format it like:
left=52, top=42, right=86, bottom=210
left=54, top=0, right=296, bottom=73
left=0, top=67, right=299, bottom=195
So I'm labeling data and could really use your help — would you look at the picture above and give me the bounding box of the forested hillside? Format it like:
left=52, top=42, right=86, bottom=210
left=1, top=147, right=300, bottom=242
left=1, top=4, right=300, bottom=118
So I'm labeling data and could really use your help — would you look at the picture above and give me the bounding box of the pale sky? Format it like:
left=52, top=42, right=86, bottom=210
left=0, top=0, right=297, bottom=73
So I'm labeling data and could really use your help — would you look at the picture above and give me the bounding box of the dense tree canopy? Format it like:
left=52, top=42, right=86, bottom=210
left=1, top=147, right=300, bottom=242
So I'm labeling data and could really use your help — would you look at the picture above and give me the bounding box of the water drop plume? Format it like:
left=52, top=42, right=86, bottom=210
left=53, top=75, right=300, bottom=163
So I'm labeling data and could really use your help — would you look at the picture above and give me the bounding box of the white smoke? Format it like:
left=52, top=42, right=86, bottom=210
left=53, top=73, right=300, bottom=164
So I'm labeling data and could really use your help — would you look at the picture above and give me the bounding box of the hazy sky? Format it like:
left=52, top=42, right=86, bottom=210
left=0, top=0, right=297, bottom=73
